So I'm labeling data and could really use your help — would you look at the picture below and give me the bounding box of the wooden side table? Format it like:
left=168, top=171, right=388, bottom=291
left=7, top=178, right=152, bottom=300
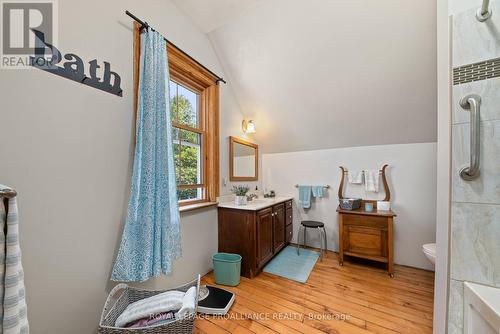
left=337, top=164, right=397, bottom=277
left=337, top=207, right=396, bottom=277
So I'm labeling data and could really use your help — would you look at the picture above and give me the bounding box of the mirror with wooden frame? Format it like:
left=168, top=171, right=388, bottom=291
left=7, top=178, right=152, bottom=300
left=229, top=136, right=258, bottom=181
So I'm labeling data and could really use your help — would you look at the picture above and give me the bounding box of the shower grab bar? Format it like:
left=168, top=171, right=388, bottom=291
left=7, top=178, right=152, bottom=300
left=477, top=0, right=492, bottom=21
left=459, top=94, right=481, bottom=181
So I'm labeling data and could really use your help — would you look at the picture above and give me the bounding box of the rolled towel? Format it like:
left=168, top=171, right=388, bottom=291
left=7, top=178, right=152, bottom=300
left=348, top=171, right=363, bottom=184
left=364, top=170, right=379, bottom=192
left=115, top=290, right=185, bottom=327
left=177, top=286, right=197, bottom=319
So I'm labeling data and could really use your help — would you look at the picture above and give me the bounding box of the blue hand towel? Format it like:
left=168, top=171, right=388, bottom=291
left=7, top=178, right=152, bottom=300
left=298, top=185, right=312, bottom=209
left=312, top=186, right=324, bottom=198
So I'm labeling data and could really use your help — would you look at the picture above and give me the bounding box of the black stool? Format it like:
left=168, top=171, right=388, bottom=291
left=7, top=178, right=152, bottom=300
left=297, top=221, right=327, bottom=260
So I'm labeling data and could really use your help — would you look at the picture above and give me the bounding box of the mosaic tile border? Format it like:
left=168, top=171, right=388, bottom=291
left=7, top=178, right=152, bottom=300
left=453, top=57, right=500, bottom=85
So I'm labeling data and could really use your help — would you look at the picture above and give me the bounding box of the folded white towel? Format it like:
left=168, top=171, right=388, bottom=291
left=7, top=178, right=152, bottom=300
left=348, top=171, right=364, bottom=184
left=364, top=170, right=379, bottom=192
left=177, top=286, right=197, bottom=319
left=115, top=290, right=185, bottom=327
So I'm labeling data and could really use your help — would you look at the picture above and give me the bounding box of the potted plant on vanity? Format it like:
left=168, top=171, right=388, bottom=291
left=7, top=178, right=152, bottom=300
left=232, top=185, right=250, bottom=206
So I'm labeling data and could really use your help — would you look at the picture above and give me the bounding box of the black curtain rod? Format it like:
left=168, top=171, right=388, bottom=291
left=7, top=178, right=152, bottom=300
left=125, top=10, right=226, bottom=85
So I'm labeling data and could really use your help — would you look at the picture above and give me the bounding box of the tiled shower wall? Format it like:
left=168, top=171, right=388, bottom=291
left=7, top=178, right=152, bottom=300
left=449, top=2, right=500, bottom=333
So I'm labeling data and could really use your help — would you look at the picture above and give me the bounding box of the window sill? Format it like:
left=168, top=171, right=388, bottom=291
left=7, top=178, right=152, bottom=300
left=179, top=201, right=218, bottom=213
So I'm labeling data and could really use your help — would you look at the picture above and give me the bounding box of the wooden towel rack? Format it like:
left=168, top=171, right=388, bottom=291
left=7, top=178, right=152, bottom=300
left=338, top=164, right=390, bottom=201
left=336, top=164, right=396, bottom=277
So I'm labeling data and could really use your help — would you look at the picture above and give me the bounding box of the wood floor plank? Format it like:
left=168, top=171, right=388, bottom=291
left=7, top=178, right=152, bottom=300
left=252, top=272, right=430, bottom=333
left=305, top=272, right=433, bottom=325
left=193, top=325, right=208, bottom=334
left=230, top=301, right=304, bottom=334
left=310, top=259, right=435, bottom=306
left=195, top=249, right=434, bottom=334
left=306, top=272, right=434, bottom=314
left=205, top=275, right=373, bottom=334
left=232, top=276, right=368, bottom=328
left=195, top=319, right=231, bottom=334
left=204, top=314, right=255, bottom=334
left=263, top=272, right=432, bottom=327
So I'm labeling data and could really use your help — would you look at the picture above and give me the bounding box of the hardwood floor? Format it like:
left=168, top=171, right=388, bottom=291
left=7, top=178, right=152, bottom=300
left=195, top=249, right=434, bottom=334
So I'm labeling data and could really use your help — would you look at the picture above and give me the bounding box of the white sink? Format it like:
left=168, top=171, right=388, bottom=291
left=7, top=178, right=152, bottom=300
left=247, top=199, right=270, bottom=204
left=218, top=196, right=293, bottom=211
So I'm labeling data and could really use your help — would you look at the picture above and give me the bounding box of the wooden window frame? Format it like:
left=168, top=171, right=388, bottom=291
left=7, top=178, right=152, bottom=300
left=170, top=79, right=206, bottom=206
left=133, top=23, right=220, bottom=206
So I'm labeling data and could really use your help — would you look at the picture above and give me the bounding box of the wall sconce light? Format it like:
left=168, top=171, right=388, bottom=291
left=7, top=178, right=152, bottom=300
left=242, top=120, right=256, bottom=134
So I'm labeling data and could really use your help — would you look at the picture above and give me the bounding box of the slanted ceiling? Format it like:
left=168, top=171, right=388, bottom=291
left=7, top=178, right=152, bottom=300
left=174, top=0, right=437, bottom=153
left=172, top=0, right=262, bottom=33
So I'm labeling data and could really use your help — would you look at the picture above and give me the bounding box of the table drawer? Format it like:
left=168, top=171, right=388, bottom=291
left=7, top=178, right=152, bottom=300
left=343, top=214, right=387, bottom=229
left=344, top=225, right=387, bottom=257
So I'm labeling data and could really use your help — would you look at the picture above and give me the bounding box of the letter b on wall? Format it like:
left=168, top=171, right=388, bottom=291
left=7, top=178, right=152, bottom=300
left=1, top=1, right=54, bottom=55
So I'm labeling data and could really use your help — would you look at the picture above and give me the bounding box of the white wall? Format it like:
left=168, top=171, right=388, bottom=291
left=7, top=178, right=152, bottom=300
left=208, top=0, right=437, bottom=153
left=262, top=142, right=437, bottom=270
left=0, top=0, right=247, bottom=333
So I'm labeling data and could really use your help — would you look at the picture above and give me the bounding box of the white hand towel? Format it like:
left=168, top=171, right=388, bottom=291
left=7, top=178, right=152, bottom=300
left=177, top=286, right=197, bottom=319
left=115, top=290, right=185, bottom=327
left=364, top=170, right=379, bottom=192
left=348, top=171, right=364, bottom=184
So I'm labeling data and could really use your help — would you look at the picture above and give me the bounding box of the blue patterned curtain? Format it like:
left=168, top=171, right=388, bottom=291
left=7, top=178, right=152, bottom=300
left=112, top=30, right=182, bottom=282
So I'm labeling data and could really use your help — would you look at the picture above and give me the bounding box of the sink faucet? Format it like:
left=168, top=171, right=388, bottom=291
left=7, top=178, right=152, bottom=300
left=246, top=193, right=258, bottom=201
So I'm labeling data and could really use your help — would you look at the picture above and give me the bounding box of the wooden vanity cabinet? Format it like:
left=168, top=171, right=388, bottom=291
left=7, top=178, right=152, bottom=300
left=256, top=208, right=274, bottom=268
left=285, top=200, right=293, bottom=242
left=218, top=200, right=292, bottom=278
left=272, top=203, right=285, bottom=252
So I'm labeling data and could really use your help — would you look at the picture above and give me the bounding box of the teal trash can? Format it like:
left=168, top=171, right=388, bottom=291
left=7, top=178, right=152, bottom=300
left=212, top=253, right=242, bottom=286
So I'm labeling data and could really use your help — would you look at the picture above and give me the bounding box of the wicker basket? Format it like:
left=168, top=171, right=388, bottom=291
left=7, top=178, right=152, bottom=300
left=339, top=198, right=362, bottom=210
left=98, top=275, right=200, bottom=334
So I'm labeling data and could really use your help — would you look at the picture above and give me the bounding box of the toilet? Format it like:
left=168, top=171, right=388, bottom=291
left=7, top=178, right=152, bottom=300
left=422, top=243, right=436, bottom=265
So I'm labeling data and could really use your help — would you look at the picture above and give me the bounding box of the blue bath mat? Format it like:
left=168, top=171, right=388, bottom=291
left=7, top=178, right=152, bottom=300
left=263, top=246, right=319, bottom=283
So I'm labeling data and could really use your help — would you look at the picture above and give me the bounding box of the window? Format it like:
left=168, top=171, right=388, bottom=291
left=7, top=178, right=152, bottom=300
left=133, top=22, right=220, bottom=207
left=169, top=80, right=204, bottom=203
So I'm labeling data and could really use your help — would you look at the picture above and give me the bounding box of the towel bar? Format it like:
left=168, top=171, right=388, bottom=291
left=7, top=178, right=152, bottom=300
left=294, top=184, right=330, bottom=188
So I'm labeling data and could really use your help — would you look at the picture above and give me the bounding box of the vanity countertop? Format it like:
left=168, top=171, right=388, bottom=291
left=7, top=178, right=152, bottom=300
left=218, top=197, right=293, bottom=211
